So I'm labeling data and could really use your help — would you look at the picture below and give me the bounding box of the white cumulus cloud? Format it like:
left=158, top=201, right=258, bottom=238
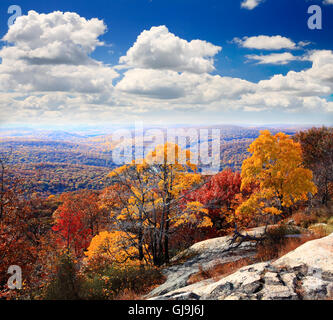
left=246, top=52, right=298, bottom=65
left=119, top=26, right=222, bottom=74
left=241, top=0, right=264, bottom=10
left=2, top=10, right=106, bottom=65
left=234, top=35, right=296, bottom=50
left=0, top=10, right=332, bottom=125
left=0, top=11, right=118, bottom=95
left=116, top=68, right=255, bottom=102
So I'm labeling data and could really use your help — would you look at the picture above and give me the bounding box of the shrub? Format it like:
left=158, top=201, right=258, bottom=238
left=277, top=234, right=321, bottom=257
left=43, top=253, right=82, bottom=300
left=187, top=257, right=254, bottom=285
left=256, top=225, right=321, bottom=262
left=80, top=261, right=164, bottom=300
left=292, top=211, right=318, bottom=228
left=308, top=223, right=333, bottom=236
left=327, top=217, right=333, bottom=225
left=292, top=202, right=333, bottom=228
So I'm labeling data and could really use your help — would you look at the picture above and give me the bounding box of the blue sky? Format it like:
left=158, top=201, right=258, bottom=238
left=0, top=0, right=332, bottom=127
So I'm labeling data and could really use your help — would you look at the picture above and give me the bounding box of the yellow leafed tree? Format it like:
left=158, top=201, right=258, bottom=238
left=85, top=230, right=148, bottom=266
left=236, top=130, right=317, bottom=222
left=102, top=142, right=208, bottom=266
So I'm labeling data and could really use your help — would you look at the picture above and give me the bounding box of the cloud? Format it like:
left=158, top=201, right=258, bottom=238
left=241, top=0, right=333, bottom=10
left=234, top=35, right=296, bottom=50
left=241, top=0, right=264, bottom=10
left=116, top=69, right=255, bottom=102
left=298, top=41, right=311, bottom=48
left=119, top=26, right=222, bottom=74
left=116, top=69, right=187, bottom=99
left=246, top=52, right=298, bottom=65
left=0, top=10, right=332, bottom=125
left=0, top=11, right=118, bottom=94
left=239, top=50, right=333, bottom=113
left=2, top=10, right=106, bottom=66
left=258, top=50, right=333, bottom=95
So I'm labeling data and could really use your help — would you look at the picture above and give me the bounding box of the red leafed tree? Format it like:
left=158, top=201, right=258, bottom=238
left=52, top=191, right=102, bottom=257
left=185, top=169, right=252, bottom=235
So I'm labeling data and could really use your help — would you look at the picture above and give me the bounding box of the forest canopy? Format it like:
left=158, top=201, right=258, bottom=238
left=0, top=127, right=332, bottom=300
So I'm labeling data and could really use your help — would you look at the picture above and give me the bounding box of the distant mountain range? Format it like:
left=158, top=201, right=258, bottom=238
left=0, top=124, right=316, bottom=141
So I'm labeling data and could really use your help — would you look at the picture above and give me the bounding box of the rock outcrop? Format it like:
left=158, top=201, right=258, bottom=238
left=148, top=232, right=333, bottom=300
left=147, top=227, right=265, bottom=298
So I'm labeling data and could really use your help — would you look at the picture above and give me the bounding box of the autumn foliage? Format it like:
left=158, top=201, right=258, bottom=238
left=236, top=130, right=317, bottom=226
left=85, top=230, right=148, bottom=266
left=184, top=169, right=252, bottom=235
left=0, top=128, right=330, bottom=300
left=294, top=126, right=333, bottom=205
left=52, top=192, right=102, bottom=257
left=101, top=142, right=208, bottom=266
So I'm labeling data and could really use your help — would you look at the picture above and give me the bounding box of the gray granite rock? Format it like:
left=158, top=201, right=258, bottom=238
left=260, top=285, right=297, bottom=300
left=147, top=231, right=333, bottom=300
left=301, top=276, right=329, bottom=300
left=146, top=227, right=265, bottom=298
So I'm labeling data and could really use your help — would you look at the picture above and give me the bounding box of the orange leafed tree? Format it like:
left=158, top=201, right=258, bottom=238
left=236, top=130, right=317, bottom=225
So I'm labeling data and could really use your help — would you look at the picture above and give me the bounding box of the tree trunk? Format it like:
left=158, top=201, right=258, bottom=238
left=138, top=227, right=144, bottom=261
left=164, top=219, right=170, bottom=264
